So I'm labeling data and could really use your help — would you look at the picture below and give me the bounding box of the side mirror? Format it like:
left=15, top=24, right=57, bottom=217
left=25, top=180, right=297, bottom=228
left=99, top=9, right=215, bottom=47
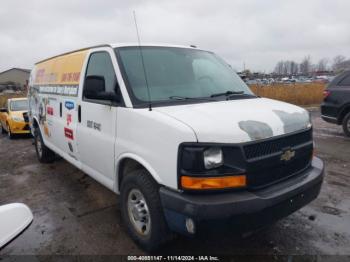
left=0, top=203, right=33, bottom=248
left=83, top=75, right=120, bottom=102
left=83, top=75, right=106, bottom=99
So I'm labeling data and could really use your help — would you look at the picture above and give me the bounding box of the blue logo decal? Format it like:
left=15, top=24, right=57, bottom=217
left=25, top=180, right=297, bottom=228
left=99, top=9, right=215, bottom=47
left=65, top=101, right=74, bottom=110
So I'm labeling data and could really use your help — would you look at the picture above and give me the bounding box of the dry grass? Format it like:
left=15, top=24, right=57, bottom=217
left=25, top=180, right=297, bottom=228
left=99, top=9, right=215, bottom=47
left=0, top=92, right=27, bottom=108
left=0, top=83, right=325, bottom=108
left=249, top=83, right=326, bottom=106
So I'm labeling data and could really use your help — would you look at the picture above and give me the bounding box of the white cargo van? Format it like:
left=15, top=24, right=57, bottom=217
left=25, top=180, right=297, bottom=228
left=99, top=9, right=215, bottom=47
left=28, top=43, right=324, bottom=250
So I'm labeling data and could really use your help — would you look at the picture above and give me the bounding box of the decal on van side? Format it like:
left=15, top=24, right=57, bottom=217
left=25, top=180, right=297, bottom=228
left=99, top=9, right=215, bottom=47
left=87, top=120, right=101, bottom=131
left=64, top=127, right=74, bottom=140
left=66, top=114, right=72, bottom=126
left=68, top=142, right=74, bottom=153
left=44, top=123, right=51, bottom=137
left=65, top=101, right=74, bottom=110
left=33, top=50, right=87, bottom=97
left=47, top=106, right=54, bottom=115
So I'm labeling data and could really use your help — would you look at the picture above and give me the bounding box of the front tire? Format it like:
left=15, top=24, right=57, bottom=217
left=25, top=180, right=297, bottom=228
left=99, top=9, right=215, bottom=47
left=120, top=169, right=172, bottom=251
left=34, top=127, right=55, bottom=163
left=7, top=124, right=14, bottom=139
left=1, top=123, right=6, bottom=134
left=342, top=112, right=350, bottom=137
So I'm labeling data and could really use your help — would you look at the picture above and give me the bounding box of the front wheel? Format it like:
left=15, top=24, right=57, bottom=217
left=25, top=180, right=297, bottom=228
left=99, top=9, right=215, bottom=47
left=7, top=124, right=14, bottom=139
left=342, top=112, right=350, bottom=137
left=120, top=169, right=173, bottom=251
left=34, top=127, right=55, bottom=163
left=1, top=123, right=6, bottom=134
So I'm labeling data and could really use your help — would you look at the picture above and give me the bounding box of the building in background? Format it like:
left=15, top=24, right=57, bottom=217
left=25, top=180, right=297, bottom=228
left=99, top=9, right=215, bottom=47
left=0, top=68, right=30, bottom=92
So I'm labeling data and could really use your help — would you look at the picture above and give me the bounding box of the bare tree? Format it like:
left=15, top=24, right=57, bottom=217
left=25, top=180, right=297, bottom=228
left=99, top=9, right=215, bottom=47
left=290, top=61, right=298, bottom=75
left=317, top=58, right=329, bottom=71
left=299, top=55, right=312, bottom=75
left=274, top=61, right=284, bottom=75
left=283, top=61, right=290, bottom=75
left=333, top=55, right=347, bottom=71
left=274, top=60, right=298, bottom=75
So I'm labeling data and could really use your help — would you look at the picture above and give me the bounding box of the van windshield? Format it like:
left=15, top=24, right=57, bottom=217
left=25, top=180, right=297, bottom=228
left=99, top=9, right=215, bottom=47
left=10, top=99, right=28, bottom=111
left=116, top=47, right=254, bottom=106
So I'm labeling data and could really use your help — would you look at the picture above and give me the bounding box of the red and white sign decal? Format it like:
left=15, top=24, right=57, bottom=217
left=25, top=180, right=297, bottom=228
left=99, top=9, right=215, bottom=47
left=66, top=114, right=72, bottom=126
left=64, top=127, right=74, bottom=140
left=47, top=106, right=54, bottom=115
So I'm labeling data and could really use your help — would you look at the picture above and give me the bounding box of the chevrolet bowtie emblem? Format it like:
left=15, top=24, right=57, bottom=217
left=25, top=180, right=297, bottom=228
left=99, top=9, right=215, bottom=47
left=280, top=149, right=295, bottom=161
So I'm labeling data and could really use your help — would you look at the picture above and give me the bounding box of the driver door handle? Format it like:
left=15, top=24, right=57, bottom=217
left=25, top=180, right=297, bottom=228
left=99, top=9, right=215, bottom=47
left=78, top=105, right=81, bottom=123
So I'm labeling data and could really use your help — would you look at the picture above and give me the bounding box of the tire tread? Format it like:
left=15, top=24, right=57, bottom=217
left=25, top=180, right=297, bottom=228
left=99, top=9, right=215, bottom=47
left=35, top=128, right=55, bottom=163
left=120, top=169, right=173, bottom=251
left=342, top=112, right=350, bottom=137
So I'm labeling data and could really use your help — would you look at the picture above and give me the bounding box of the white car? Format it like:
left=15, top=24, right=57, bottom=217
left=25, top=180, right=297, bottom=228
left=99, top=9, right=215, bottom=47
left=28, top=43, right=324, bottom=251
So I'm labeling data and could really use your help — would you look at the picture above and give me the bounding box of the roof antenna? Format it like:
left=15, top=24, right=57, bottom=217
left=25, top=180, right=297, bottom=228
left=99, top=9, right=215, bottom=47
left=133, top=10, right=152, bottom=111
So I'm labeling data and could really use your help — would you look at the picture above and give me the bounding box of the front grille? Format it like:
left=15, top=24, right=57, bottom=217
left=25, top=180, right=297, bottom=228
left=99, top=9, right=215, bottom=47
left=23, top=112, right=29, bottom=123
left=247, top=152, right=312, bottom=189
left=243, top=129, right=312, bottom=160
left=243, top=129, right=313, bottom=190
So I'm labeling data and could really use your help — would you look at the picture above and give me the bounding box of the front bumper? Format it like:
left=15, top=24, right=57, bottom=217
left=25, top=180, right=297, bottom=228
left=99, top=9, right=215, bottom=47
left=9, top=121, right=31, bottom=134
left=321, top=115, right=338, bottom=124
left=160, top=157, right=324, bottom=235
left=320, top=104, right=340, bottom=124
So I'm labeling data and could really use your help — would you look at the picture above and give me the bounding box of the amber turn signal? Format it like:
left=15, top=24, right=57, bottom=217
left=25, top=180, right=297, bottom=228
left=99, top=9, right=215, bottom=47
left=181, top=175, right=246, bottom=190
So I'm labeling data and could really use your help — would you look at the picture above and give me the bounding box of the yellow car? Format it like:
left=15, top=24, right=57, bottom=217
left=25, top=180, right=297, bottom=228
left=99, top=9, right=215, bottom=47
left=0, top=98, right=30, bottom=139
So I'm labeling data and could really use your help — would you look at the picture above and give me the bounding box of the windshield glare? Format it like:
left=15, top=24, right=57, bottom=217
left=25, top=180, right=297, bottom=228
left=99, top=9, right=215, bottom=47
left=116, top=47, right=253, bottom=105
left=10, top=99, right=28, bottom=111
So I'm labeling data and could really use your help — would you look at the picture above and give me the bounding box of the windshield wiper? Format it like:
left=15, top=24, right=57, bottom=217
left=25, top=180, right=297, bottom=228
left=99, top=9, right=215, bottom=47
left=210, top=91, right=244, bottom=97
left=169, top=96, right=213, bottom=101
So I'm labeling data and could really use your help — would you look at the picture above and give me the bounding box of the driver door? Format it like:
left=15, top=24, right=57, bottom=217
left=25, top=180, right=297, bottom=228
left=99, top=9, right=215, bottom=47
left=76, top=49, right=121, bottom=188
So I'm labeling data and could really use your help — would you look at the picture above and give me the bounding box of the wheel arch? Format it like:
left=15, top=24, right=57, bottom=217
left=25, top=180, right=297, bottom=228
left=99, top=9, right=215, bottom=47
left=339, top=104, right=350, bottom=123
left=31, top=116, right=40, bottom=135
left=32, top=116, right=39, bottom=128
left=115, top=153, right=162, bottom=194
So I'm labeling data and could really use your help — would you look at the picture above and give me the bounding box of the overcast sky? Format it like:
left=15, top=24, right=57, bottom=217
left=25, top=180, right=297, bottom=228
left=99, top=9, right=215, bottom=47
left=0, top=0, right=349, bottom=73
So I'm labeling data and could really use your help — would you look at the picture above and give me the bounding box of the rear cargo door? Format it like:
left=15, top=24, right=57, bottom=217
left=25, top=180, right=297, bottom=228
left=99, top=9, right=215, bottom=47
left=76, top=49, right=119, bottom=187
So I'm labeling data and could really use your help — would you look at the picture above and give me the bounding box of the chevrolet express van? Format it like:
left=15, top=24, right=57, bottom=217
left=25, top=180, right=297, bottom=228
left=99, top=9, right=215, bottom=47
left=28, top=43, right=324, bottom=250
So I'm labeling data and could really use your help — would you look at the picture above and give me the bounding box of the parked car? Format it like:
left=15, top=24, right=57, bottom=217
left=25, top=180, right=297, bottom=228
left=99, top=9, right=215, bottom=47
left=28, top=43, right=324, bottom=251
left=321, top=70, right=350, bottom=136
left=0, top=203, right=33, bottom=248
left=0, top=98, right=30, bottom=138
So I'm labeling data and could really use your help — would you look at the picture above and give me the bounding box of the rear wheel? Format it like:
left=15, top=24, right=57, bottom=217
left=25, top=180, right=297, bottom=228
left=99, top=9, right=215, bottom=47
left=120, top=169, right=173, bottom=251
left=342, top=112, right=350, bottom=137
left=34, top=127, right=55, bottom=163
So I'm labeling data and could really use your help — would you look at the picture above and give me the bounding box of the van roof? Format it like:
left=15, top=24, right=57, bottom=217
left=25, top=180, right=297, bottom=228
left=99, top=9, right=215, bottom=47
left=35, top=43, right=199, bottom=65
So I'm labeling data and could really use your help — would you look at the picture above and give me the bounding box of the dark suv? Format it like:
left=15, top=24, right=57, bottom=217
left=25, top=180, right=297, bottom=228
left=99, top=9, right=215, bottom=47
left=321, top=70, right=350, bottom=136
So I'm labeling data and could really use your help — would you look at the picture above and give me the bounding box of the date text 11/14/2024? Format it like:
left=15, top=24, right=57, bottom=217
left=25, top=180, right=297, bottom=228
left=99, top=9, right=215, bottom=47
left=127, top=256, right=219, bottom=261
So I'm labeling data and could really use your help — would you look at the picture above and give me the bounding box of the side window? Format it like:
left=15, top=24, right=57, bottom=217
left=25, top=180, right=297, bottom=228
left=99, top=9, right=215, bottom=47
left=338, top=74, right=350, bottom=86
left=84, top=52, right=117, bottom=100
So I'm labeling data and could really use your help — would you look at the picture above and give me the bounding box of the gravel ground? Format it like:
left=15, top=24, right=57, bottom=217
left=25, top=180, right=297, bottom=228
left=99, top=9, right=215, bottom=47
left=0, top=108, right=349, bottom=256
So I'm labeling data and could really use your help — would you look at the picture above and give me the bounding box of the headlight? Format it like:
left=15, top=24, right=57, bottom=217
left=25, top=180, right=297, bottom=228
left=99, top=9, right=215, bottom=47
left=203, top=147, right=223, bottom=169
left=178, top=144, right=247, bottom=191
left=12, top=116, right=23, bottom=122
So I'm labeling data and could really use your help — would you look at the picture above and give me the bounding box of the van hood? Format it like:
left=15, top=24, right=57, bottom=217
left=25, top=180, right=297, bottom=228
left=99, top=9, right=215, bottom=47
left=10, top=110, right=27, bottom=119
left=154, top=98, right=311, bottom=143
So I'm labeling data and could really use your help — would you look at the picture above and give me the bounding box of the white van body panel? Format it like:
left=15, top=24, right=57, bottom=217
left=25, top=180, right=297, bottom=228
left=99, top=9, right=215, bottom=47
left=115, top=107, right=197, bottom=191
left=28, top=43, right=311, bottom=193
left=75, top=47, right=118, bottom=190
left=155, top=98, right=311, bottom=143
